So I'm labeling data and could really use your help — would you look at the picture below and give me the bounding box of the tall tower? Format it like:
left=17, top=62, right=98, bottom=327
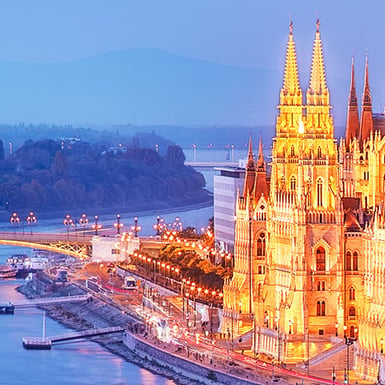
left=360, top=56, right=373, bottom=144
left=265, top=19, right=344, bottom=349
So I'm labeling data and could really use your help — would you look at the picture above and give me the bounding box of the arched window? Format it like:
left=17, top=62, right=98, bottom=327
left=317, top=146, right=322, bottom=159
left=316, top=300, right=326, bottom=316
left=317, top=178, right=323, bottom=207
left=346, top=251, right=352, bottom=271
left=291, top=145, right=295, bottom=157
left=352, top=252, right=358, bottom=271
left=349, top=287, right=355, bottom=300
left=316, top=247, right=326, bottom=271
left=349, top=306, right=356, bottom=317
left=350, top=326, right=356, bottom=338
left=256, top=233, right=266, bottom=256
left=290, top=176, right=296, bottom=191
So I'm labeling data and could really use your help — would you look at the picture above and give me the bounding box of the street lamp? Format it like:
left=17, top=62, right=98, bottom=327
left=131, top=217, right=141, bottom=237
left=26, top=211, right=37, bottom=234
left=114, top=214, right=123, bottom=235
left=154, top=215, right=161, bottom=236
left=10, top=212, right=20, bottom=233
left=79, top=213, right=89, bottom=236
left=63, top=214, right=74, bottom=237
left=92, top=215, right=102, bottom=235
left=381, top=338, right=384, bottom=354
left=344, top=326, right=357, bottom=385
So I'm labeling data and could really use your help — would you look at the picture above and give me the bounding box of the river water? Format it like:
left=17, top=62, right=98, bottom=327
left=0, top=149, right=228, bottom=385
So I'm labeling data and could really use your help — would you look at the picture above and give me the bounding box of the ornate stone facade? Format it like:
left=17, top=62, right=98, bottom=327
left=222, top=20, right=385, bottom=381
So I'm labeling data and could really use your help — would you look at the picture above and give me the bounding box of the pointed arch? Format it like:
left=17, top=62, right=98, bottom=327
left=290, top=175, right=296, bottom=191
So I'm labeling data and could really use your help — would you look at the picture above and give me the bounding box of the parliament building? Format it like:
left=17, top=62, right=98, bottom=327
left=222, top=20, right=385, bottom=382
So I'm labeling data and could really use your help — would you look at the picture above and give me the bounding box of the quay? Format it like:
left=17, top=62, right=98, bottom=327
left=23, top=326, right=124, bottom=349
left=13, top=294, right=91, bottom=308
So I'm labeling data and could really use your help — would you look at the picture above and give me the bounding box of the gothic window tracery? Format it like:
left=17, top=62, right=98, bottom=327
left=316, top=247, right=326, bottom=271
left=316, top=300, right=326, bottom=316
left=349, top=286, right=356, bottom=300
left=257, top=233, right=266, bottom=256
left=290, top=176, right=296, bottom=191
left=317, top=146, right=322, bottom=159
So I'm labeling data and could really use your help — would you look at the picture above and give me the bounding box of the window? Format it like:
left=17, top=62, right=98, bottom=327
left=318, top=329, right=324, bottom=336
left=317, top=281, right=326, bottom=291
left=383, top=175, right=385, bottom=193
left=257, top=233, right=266, bottom=256
left=316, top=300, right=326, bottom=316
left=346, top=251, right=352, bottom=271
left=258, top=265, right=265, bottom=274
left=317, top=178, right=323, bottom=207
left=317, top=146, right=322, bottom=159
left=290, top=176, right=296, bottom=191
left=349, top=287, right=355, bottom=300
left=316, top=247, right=326, bottom=271
left=349, top=306, right=356, bottom=317
left=291, top=145, right=295, bottom=157
left=111, top=249, right=120, bottom=255
left=350, top=326, right=356, bottom=338
left=352, top=252, right=358, bottom=271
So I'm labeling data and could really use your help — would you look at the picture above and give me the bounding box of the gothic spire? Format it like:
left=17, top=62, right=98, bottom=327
left=345, top=57, right=360, bottom=146
left=256, top=134, right=265, bottom=171
left=243, top=137, right=256, bottom=197
left=307, top=19, right=329, bottom=104
left=280, top=21, right=302, bottom=107
left=360, top=55, right=373, bottom=144
left=253, top=135, right=268, bottom=201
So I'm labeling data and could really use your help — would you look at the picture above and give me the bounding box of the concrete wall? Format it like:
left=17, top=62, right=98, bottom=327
left=123, top=333, right=263, bottom=385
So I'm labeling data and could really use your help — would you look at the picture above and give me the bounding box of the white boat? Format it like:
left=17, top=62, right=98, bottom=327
left=0, top=265, right=17, bottom=278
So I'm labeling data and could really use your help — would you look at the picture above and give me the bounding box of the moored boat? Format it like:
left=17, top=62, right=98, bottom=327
left=0, top=302, right=15, bottom=314
left=0, top=265, right=17, bottom=278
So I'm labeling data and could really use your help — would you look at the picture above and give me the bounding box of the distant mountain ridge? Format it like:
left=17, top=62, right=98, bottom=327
left=0, top=48, right=348, bottom=131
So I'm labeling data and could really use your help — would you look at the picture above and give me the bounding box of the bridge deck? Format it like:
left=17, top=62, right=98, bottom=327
left=23, top=326, right=124, bottom=349
left=14, top=294, right=91, bottom=308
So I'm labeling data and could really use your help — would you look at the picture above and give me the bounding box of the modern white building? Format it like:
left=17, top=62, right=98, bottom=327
left=213, top=166, right=245, bottom=253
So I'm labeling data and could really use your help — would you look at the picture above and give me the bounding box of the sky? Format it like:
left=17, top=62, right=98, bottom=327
left=0, top=1, right=384, bottom=126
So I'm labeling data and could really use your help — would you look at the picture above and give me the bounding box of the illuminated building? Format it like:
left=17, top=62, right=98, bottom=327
left=221, top=20, right=385, bottom=381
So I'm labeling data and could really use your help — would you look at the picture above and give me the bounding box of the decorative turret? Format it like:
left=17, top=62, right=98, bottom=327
left=243, top=137, right=256, bottom=198
left=360, top=56, right=373, bottom=144
left=345, top=57, right=360, bottom=147
left=276, top=21, right=303, bottom=135
left=306, top=19, right=333, bottom=135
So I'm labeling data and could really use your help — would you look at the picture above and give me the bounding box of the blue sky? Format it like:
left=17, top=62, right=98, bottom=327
left=0, top=1, right=383, bottom=126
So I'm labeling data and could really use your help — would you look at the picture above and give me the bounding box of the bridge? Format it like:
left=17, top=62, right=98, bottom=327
left=185, top=161, right=238, bottom=169
left=23, top=326, right=124, bottom=349
left=13, top=294, right=91, bottom=308
left=0, top=232, right=93, bottom=259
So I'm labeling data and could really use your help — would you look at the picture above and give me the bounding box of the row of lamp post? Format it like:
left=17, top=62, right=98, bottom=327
left=10, top=211, right=37, bottom=234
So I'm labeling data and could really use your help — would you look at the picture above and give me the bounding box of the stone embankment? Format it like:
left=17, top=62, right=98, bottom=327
left=17, top=282, right=267, bottom=385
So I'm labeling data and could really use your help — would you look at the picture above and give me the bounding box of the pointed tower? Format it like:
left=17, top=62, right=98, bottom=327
left=243, top=137, right=256, bottom=197
left=276, top=21, right=303, bottom=136
left=306, top=19, right=333, bottom=136
left=345, top=57, right=360, bottom=146
left=360, top=56, right=373, bottom=144
left=253, top=135, right=268, bottom=201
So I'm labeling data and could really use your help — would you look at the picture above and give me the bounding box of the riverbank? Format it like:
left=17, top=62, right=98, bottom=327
left=17, top=282, right=200, bottom=385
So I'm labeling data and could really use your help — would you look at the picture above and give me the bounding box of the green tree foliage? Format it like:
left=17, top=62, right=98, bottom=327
left=0, top=139, right=208, bottom=210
